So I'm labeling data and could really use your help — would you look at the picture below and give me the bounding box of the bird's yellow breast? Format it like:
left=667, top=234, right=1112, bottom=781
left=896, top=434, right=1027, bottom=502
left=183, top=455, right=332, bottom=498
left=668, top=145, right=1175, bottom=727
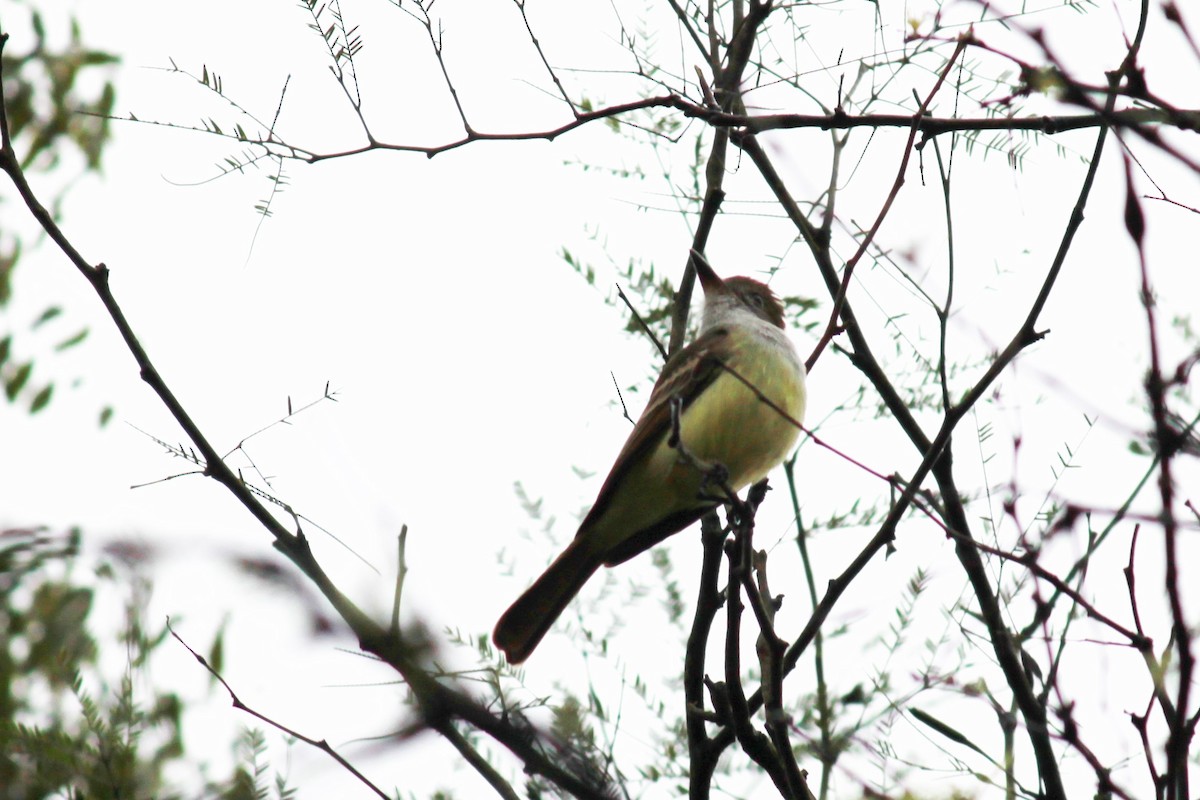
left=585, top=327, right=806, bottom=551
left=672, top=334, right=806, bottom=490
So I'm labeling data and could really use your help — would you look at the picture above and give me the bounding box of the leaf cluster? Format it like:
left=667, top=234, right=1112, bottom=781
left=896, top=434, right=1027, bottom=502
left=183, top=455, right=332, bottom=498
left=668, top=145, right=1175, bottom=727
left=0, top=7, right=116, bottom=418
left=0, top=529, right=297, bottom=800
left=0, top=529, right=182, bottom=800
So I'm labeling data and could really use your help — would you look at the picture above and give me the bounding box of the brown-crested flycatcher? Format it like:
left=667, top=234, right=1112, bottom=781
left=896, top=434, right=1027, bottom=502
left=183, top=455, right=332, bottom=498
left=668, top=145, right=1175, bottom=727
left=493, top=257, right=806, bottom=663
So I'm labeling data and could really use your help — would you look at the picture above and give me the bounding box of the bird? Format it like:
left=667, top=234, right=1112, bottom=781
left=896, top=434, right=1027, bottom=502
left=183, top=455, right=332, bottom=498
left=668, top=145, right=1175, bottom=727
left=493, top=257, right=807, bottom=663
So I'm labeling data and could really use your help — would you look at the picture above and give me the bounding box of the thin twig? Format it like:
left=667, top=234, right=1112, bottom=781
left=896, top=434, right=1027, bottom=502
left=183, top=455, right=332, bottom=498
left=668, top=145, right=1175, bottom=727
left=168, top=620, right=392, bottom=800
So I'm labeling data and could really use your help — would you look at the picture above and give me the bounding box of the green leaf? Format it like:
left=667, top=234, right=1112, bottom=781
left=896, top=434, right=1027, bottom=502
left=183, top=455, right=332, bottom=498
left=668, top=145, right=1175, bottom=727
left=33, top=306, right=62, bottom=328
left=81, top=51, right=120, bottom=66
left=5, top=362, right=32, bottom=400
left=910, top=707, right=989, bottom=757
left=30, top=384, right=53, bottom=414
left=98, top=405, right=114, bottom=427
left=0, top=334, right=10, bottom=367
left=208, top=620, right=227, bottom=677
left=55, top=328, right=89, bottom=351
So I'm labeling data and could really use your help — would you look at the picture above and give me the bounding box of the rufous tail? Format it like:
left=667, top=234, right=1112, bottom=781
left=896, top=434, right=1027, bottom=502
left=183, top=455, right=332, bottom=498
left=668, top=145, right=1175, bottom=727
left=493, top=539, right=600, bottom=663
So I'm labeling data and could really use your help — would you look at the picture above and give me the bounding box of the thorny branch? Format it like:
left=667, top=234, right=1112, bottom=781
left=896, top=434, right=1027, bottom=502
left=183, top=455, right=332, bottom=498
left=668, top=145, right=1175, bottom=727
left=112, top=94, right=1200, bottom=166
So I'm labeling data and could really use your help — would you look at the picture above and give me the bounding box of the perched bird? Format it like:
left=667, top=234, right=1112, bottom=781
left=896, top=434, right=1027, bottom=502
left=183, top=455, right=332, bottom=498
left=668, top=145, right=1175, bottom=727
left=493, top=258, right=807, bottom=663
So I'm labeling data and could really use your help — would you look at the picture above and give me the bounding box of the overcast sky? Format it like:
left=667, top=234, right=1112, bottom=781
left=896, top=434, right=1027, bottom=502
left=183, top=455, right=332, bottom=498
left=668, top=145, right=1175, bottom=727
left=3, top=0, right=1199, bottom=797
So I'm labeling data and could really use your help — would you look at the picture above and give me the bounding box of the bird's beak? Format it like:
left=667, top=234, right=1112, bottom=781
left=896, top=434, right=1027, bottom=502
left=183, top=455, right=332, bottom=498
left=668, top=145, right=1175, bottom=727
left=691, top=251, right=726, bottom=295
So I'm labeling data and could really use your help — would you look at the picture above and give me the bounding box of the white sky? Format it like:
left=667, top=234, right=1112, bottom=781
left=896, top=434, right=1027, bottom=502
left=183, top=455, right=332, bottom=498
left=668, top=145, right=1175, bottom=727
left=3, top=0, right=1199, bottom=797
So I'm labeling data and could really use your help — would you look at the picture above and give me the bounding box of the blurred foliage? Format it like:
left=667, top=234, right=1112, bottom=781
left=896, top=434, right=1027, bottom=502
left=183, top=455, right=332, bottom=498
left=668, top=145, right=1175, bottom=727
left=0, top=528, right=184, bottom=800
left=0, top=4, right=116, bottom=418
left=0, top=528, right=294, bottom=800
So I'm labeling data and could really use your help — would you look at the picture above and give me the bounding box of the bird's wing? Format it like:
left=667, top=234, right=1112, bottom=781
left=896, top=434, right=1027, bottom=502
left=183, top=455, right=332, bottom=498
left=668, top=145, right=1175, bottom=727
left=578, top=326, right=730, bottom=534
